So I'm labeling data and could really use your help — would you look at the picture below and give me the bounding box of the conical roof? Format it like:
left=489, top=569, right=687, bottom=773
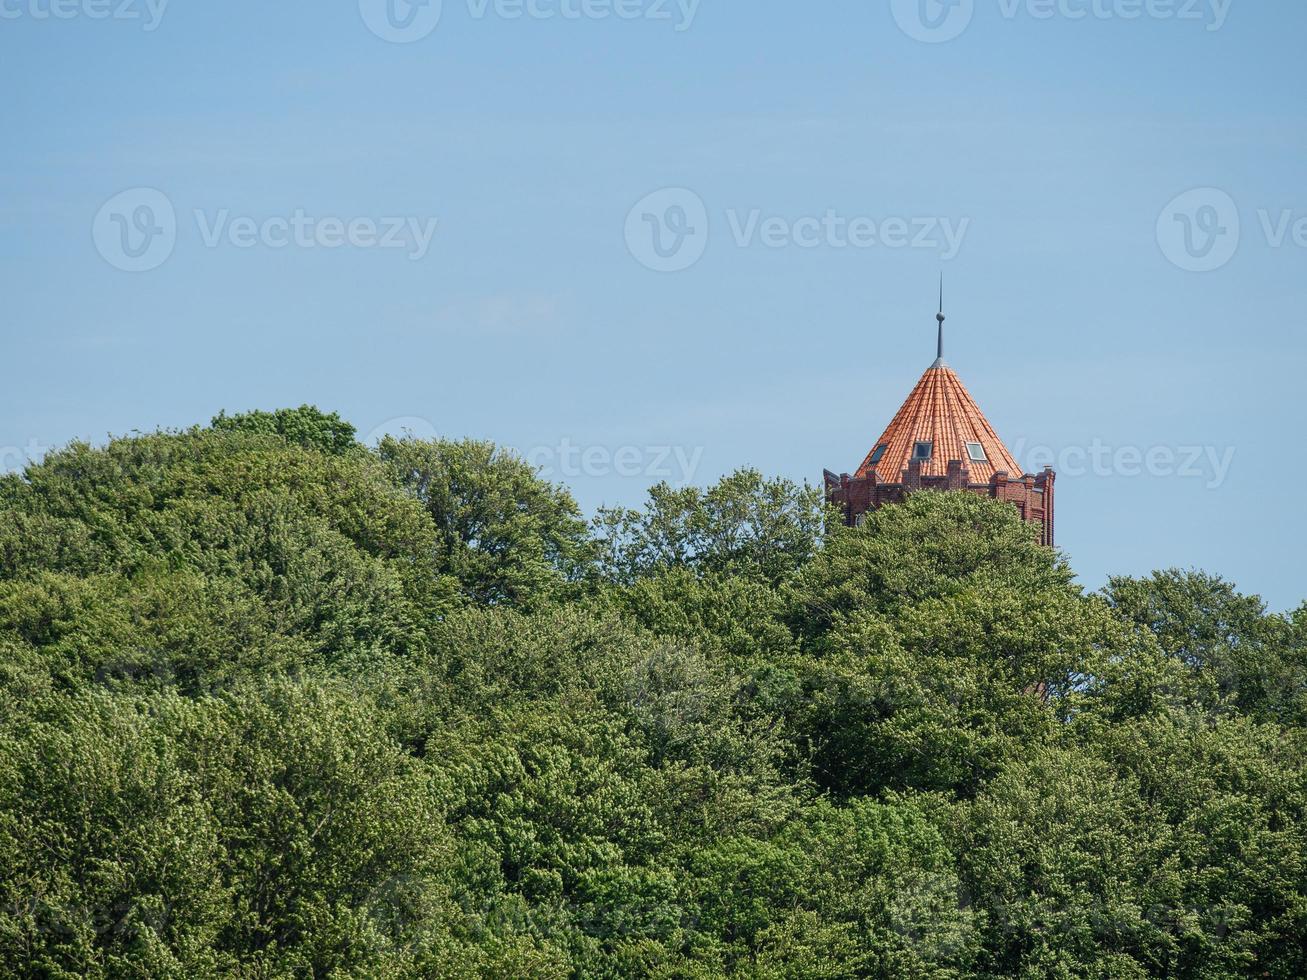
left=855, top=362, right=1022, bottom=482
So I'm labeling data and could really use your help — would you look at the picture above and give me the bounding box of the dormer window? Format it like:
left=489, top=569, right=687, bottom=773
left=913, top=441, right=933, bottom=461
left=869, top=444, right=888, bottom=465
left=966, top=442, right=988, bottom=462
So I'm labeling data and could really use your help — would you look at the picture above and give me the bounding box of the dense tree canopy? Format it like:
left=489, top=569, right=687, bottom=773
left=1, top=408, right=1304, bottom=977
left=209, top=406, right=358, bottom=456
left=378, top=435, right=593, bottom=609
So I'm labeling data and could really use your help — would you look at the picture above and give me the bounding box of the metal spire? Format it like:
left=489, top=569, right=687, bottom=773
left=933, top=273, right=946, bottom=367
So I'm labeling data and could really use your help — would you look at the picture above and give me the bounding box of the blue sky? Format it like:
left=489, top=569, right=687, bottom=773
left=2, top=1, right=1304, bottom=610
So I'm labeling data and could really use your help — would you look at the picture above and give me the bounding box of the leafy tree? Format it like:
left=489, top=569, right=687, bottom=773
left=0, top=429, right=449, bottom=691
left=599, top=567, right=798, bottom=672
left=688, top=798, right=978, bottom=977
left=189, top=678, right=463, bottom=976
left=210, top=405, right=357, bottom=455
left=594, top=469, right=829, bottom=587
left=1081, top=711, right=1307, bottom=978
left=947, top=744, right=1171, bottom=977
left=1106, top=569, right=1307, bottom=723
left=776, top=493, right=1086, bottom=797
left=378, top=436, right=593, bottom=608
left=0, top=692, right=234, bottom=978
left=2, top=416, right=1305, bottom=978
left=786, top=490, right=1074, bottom=641
left=0, top=680, right=485, bottom=977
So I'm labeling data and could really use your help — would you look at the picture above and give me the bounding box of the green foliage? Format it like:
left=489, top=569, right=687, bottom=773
left=786, top=490, right=1073, bottom=637
left=0, top=429, right=448, bottom=694
left=1, top=692, right=233, bottom=977
left=687, top=798, right=978, bottom=977
left=1105, top=569, right=1307, bottom=724
left=379, top=435, right=592, bottom=608
left=210, top=405, right=357, bottom=455
left=594, top=469, right=829, bottom=586
left=776, top=494, right=1087, bottom=797
left=1, top=415, right=1304, bottom=977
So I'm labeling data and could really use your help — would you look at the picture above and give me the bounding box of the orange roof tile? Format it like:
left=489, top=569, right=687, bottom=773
left=855, top=362, right=1023, bottom=482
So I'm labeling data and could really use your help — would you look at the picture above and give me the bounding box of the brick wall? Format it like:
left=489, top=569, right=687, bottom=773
left=824, top=463, right=1056, bottom=547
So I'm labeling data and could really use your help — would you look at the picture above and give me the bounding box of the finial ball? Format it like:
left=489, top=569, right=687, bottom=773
left=936, top=312, right=946, bottom=323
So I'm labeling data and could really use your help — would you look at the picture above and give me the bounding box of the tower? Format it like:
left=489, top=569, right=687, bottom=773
left=824, top=292, right=1056, bottom=546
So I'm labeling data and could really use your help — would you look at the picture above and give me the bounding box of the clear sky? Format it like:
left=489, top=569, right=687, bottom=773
left=2, top=1, right=1304, bottom=610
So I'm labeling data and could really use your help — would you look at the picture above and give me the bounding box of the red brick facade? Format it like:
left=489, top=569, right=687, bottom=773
left=824, top=461, right=1056, bottom=547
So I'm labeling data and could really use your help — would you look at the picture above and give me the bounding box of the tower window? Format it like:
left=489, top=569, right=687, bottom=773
left=869, top=444, right=888, bottom=465
left=966, top=442, right=988, bottom=462
left=913, top=441, right=933, bottom=461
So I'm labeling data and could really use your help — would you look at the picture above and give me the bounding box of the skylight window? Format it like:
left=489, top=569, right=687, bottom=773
left=869, top=444, right=888, bottom=465
left=966, top=442, right=988, bottom=462
left=913, top=441, right=933, bottom=461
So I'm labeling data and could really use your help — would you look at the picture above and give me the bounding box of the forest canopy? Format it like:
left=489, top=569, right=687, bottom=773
left=1, top=406, right=1304, bottom=978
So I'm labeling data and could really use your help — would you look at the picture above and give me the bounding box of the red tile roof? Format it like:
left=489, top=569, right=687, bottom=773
left=855, top=362, right=1023, bottom=482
